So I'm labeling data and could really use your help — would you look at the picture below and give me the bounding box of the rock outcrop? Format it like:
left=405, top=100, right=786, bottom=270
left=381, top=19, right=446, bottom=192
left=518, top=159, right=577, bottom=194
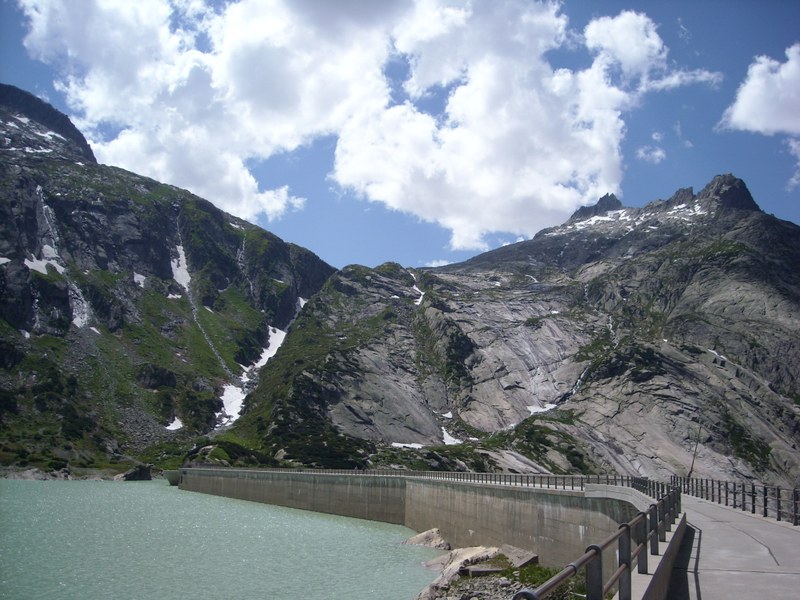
left=113, top=464, right=152, bottom=481
left=235, top=175, right=800, bottom=486
left=0, top=85, right=334, bottom=471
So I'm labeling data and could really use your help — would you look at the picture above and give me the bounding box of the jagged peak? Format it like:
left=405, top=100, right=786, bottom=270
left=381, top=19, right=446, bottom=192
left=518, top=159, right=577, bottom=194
left=0, top=83, right=96, bottom=163
left=568, top=193, right=623, bottom=223
left=697, top=173, right=760, bottom=212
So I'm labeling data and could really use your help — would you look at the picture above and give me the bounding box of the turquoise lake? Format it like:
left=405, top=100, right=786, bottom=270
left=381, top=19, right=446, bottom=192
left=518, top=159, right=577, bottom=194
left=0, top=479, right=442, bottom=600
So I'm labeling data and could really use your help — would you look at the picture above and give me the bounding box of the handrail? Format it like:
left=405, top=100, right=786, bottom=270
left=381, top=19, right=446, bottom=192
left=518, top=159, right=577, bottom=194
left=512, top=484, right=682, bottom=600
left=672, top=476, right=799, bottom=526
left=182, top=466, right=642, bottom=491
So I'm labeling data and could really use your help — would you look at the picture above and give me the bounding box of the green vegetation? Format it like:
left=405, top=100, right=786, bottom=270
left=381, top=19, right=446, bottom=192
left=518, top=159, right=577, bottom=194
left=485, top=411, right=594, bottom=474
left=723, top=411, right=772, bottom=471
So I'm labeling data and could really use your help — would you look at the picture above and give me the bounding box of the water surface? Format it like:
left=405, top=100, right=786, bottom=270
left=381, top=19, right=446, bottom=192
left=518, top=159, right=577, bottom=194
left=0, top=479, right=442, bottom=600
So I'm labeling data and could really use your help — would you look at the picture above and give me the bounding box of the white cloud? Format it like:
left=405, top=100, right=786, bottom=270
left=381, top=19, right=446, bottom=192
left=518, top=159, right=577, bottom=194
left=721, top=44, right=800, bottom=190
left=787, top=138, right=800, bottom=190
left=584, top=10, right=667, bottom=80
left=721, top=44, right=800, bottom=135
left=673, top=121, right=693, bottom=148
left=425, top=259, right=451, bottom=268
left=18, top=1, right=722, bottom=249
left=636, top=145, right=667, bottom=164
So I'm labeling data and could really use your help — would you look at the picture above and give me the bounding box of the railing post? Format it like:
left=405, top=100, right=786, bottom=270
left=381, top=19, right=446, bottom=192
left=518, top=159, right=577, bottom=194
left=751, top=482, right=756, bottom=514
left=636, top=512, right=649, bottom=573
left=777, top=487, right=782, bottom=522
left=649, top=504, right=659, bottom=555
left=618, top=524, right=632, bottom=600
left=763, top=485, right=769, bottom=518
left=793, top=489, right=799, bottom=526
left=585, top=545, right=603, bottom=600
left=665, top=494, right=673, bottom=532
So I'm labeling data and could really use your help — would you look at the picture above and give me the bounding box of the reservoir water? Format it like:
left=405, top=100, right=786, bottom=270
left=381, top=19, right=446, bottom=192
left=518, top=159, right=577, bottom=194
left=0, top=479, right=442, bottom=600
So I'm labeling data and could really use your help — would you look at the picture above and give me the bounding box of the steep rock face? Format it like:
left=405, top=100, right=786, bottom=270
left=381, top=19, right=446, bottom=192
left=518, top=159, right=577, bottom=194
left=237, top=175, right=800, bottom=484
left=0, top=86, right=334, bottom=469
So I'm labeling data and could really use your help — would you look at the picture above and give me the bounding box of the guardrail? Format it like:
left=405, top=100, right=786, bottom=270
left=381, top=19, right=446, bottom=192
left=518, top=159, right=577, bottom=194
left=671, top=476, right=799, bottom=525
left=512, top=483, right=682, bottom=600
left=186, top=465, right=645, bottom=490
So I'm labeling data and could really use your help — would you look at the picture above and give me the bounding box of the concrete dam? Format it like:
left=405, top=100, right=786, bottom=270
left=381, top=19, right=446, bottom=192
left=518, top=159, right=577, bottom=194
left=178, top=468, right=669, bottom=570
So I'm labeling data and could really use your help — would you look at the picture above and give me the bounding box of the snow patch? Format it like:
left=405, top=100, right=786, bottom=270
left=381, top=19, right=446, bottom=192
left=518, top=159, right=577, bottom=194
left=204, top=306, right=213, bottom=312
left=69, top=282, right=91, bottom=328
left=167, top=293, right=182, bottom=299
left=442, top=428, right=462, bottom=445
left=391, top=442, right=424, bottom=449
left=24, top=256, right=64, bottom=275
left=252, top=327, right=286, bottom=370
left=133, top=272, right=146, bottom=288
left=413, top=285, right=425, bottom=306
left=216, top=327, right=288, bottom=427
left=35, top=129, right=65, bottom=141
left=20, top=330, right=30, bottom=339
left=442, top=411, right=453, bottom=419
left=171, top=245, right=191, bottom=291
left=217, top=384, right=247, bottom=427
left=0, top=257, right=10, bottom=266
left=527, top=403, right=557, bottom=416
left=165, top=417, right=183, bottom=431
left=90, top=327, right=101, bottom=335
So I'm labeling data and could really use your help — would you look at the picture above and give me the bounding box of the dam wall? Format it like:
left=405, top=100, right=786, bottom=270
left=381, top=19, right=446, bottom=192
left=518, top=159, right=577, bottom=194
left=179, top=468, right=639, bottom=568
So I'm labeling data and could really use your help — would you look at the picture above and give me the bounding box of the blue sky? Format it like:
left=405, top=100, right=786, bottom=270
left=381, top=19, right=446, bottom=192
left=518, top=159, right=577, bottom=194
left=2, top=0, right=799, bottom=269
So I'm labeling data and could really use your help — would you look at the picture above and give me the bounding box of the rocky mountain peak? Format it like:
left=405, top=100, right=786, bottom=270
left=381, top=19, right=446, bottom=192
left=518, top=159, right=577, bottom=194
left=568, top=192, right=623, bottom=223
left=696, top=173, right=760, bottom=212
left=0, top=83, right=96, bottom=163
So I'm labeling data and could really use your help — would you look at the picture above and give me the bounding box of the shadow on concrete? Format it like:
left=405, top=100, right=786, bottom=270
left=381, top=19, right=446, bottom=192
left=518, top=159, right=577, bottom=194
left=667, top=522, right=702, bottom=600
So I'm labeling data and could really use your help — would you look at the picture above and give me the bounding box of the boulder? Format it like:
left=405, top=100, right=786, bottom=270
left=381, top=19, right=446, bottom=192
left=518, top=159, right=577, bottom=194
left=114, top=464, right=152, bottom=481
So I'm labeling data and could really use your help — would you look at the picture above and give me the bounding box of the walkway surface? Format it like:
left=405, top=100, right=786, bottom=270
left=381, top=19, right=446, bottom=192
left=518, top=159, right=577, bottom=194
left=669, top=494, right=800, bottom=599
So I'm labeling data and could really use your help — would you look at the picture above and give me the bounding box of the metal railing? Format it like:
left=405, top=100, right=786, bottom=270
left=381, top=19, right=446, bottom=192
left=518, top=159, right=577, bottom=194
left=183, top=465, right=643, bottom=490
left=672, top=476, right=799, bottom=526
left=512, top=483, right=682, bottom=600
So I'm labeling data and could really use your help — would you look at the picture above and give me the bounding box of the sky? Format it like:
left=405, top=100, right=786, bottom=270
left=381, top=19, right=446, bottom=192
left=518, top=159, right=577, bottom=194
left=1, top=0, right=799, bottom=269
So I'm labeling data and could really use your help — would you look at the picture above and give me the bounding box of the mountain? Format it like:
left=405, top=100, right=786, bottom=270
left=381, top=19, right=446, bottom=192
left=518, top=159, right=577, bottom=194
left=2, top=84, right=798, bottom=486
left=231, top=178, right=800, bottom=484
left=0, top=84, right=334, bottom=473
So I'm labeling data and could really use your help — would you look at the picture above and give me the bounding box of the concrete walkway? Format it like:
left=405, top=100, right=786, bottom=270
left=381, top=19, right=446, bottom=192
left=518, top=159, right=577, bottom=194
left=669, top=494, right=800, bottom=599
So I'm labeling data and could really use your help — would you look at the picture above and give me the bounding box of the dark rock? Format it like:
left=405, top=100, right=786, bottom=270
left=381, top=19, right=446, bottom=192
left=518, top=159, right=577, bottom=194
left=0, top=83, right=96, bottom=163
left=114, top=464, right=152, bottom=481
left=568, top=192, right=623, bottom=222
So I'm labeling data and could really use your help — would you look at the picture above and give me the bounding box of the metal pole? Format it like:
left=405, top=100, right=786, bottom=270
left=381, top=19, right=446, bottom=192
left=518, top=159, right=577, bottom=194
left=585, top=545, right=604, bottom=600
left=649, top=504, right=658, bottom=555
left=763, top=485, right=769, bottom=518
left=752, top=482, right=756, bottom=514
left=636, top=512, right=648, bottom=574
left=618, top=524, right=632, bottom=600
left=777, top=487, right=782, bottom=522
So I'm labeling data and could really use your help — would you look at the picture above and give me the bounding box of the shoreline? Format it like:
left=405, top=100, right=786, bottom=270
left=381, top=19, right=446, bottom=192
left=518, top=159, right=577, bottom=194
left=405, top=529, right=537, bottom=600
